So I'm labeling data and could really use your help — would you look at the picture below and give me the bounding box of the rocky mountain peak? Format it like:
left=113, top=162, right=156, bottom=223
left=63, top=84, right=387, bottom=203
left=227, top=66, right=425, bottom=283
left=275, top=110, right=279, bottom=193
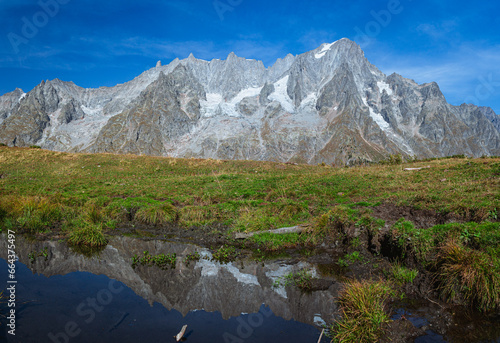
left=1, top=41, right=499, bottom=164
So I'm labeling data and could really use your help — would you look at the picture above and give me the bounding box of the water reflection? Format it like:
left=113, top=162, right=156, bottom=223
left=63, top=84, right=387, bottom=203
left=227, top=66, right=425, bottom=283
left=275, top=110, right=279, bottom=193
left=0, top=235, right=336, bottom=342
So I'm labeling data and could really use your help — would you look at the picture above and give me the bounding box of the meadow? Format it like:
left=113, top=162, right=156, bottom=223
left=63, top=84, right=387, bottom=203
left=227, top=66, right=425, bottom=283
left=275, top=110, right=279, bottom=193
left=1, top=146, right=499, bottom=341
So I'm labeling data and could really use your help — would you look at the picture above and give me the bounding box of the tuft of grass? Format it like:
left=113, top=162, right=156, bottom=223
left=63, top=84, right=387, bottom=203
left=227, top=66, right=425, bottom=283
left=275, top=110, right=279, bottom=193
left=15, top=197, right=62, bottom=232
left=68, top=222, right=108, bottom=247
left=390, top=219, right=500, bottom=309
left=179, top=205, right=217, bottom=227
left=82, top=201, right=106, bottom=224
left=388, top=263, right=418, bottom=285
left=329, top=280, right=394, bottom=343
left=135, top=202, right=177, bottom=225
left=436, top=239, right=500, bottom=311
left=313, top=205, right=356, bottom=237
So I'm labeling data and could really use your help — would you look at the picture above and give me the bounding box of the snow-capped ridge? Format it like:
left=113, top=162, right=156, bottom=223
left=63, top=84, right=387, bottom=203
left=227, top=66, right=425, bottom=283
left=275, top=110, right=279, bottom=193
left=1, top=38, right=499, bottom=164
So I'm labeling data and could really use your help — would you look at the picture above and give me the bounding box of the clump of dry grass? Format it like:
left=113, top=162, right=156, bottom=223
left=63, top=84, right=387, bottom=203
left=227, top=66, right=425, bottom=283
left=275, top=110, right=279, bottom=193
left=135, top=202, right=178, bottom=225
left=14, top=196, right=62, bottom=232
left=313, top=205, right=354, bottom=238
left=179, top=205, right=217, bottom=227
left=436, top=239, right=500, bottom=311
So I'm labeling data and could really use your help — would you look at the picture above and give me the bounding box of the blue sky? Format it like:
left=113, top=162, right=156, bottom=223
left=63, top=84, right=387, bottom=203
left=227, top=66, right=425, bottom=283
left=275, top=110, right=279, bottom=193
left=0, top=0, right=499, bottom=113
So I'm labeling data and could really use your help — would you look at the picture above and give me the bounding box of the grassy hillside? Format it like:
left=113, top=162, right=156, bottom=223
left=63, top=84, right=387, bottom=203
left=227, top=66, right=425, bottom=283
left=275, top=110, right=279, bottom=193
left=0, top=146, right=499, bottom=238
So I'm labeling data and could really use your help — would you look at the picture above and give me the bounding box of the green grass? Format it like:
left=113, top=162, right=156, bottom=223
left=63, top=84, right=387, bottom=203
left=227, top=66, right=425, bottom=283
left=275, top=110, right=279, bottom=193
left=250, top=232, right=308, bottom=251
left=329, top=279, right=394, bottom=343
left=435, top=239, right=500, bottom=311
left=14, top=196, right=62, bottom=232
left=0, top=147, right=499, bottom=255
left=67, top=222, right=108, bottom=247
left=388, top=263, right=418, bottom=285
left=338, top=251, right=364, bottom=267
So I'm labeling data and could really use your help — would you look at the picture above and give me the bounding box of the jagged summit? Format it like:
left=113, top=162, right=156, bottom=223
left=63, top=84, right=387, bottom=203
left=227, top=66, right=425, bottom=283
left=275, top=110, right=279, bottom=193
left=0, top=39, right=499, bottom=165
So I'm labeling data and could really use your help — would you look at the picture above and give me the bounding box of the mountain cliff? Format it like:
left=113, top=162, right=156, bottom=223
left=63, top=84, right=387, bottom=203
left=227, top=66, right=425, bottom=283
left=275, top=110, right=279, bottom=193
left=1, top=38, right=499, bottom=164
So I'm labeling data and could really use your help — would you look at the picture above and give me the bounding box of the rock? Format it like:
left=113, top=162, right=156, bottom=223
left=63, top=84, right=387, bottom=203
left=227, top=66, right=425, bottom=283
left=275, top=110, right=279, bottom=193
left=0, top=38, right=499, bottom=163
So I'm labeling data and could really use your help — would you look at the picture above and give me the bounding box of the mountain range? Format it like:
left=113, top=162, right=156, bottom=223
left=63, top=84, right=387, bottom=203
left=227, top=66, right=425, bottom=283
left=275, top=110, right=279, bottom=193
left=1, top=38, right=499, bottom=165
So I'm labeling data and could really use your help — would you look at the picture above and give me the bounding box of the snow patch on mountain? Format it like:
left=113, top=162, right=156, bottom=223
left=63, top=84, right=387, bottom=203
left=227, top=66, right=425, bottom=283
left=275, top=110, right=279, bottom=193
left=362, top=97, right=390, bottom=131
left=362, top=95, right=414, bottom=154
left=315, top=42, right=335, bottom=59
left=269, top=76, right=295, bottom=113
left=201, top=86, right=262, bottom=118
left=299, top=92, right=318, bottom=110
left=377, top=81, right=393, bottom=96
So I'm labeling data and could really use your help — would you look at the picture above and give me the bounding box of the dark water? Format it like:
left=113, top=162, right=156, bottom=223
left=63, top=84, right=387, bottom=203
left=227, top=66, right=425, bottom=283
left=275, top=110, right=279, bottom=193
left=1, top=235, right=499, bottom=343
left=0, top=235, right=334, bottom=343
left=0, top=258, right=329, bottom=343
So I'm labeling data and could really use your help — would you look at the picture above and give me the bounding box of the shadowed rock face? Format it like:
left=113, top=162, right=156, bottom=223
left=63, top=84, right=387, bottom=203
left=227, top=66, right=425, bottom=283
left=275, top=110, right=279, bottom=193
left=1, top=38, right=499, bottom=164
left=88, top=65, right=205, bottom=156
left=0, top=235, right=339, bottom=326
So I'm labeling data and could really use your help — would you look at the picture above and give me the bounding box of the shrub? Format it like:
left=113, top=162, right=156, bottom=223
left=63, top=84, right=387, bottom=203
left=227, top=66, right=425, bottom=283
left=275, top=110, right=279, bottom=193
left=379, top=154, right=403, bottom=165
left=182, top=251, right=201, bottom=266
left=29, top=145, right=41, bottom=149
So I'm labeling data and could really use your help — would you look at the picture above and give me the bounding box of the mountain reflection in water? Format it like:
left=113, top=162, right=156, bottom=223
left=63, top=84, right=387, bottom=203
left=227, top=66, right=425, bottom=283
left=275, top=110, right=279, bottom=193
left=0, top=235, right=334, bottom=342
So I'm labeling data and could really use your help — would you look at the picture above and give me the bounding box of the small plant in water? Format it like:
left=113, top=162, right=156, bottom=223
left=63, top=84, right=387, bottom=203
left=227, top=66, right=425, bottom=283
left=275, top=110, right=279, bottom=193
left=273, top=270, right=315, bottom=292
left=182, top=251, right=201, bottom=266
left=28, top=247, right=49, bottom=263
left=132, top=250, right=177, bottom=269
left=211, top=245, right=240, bottom=264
